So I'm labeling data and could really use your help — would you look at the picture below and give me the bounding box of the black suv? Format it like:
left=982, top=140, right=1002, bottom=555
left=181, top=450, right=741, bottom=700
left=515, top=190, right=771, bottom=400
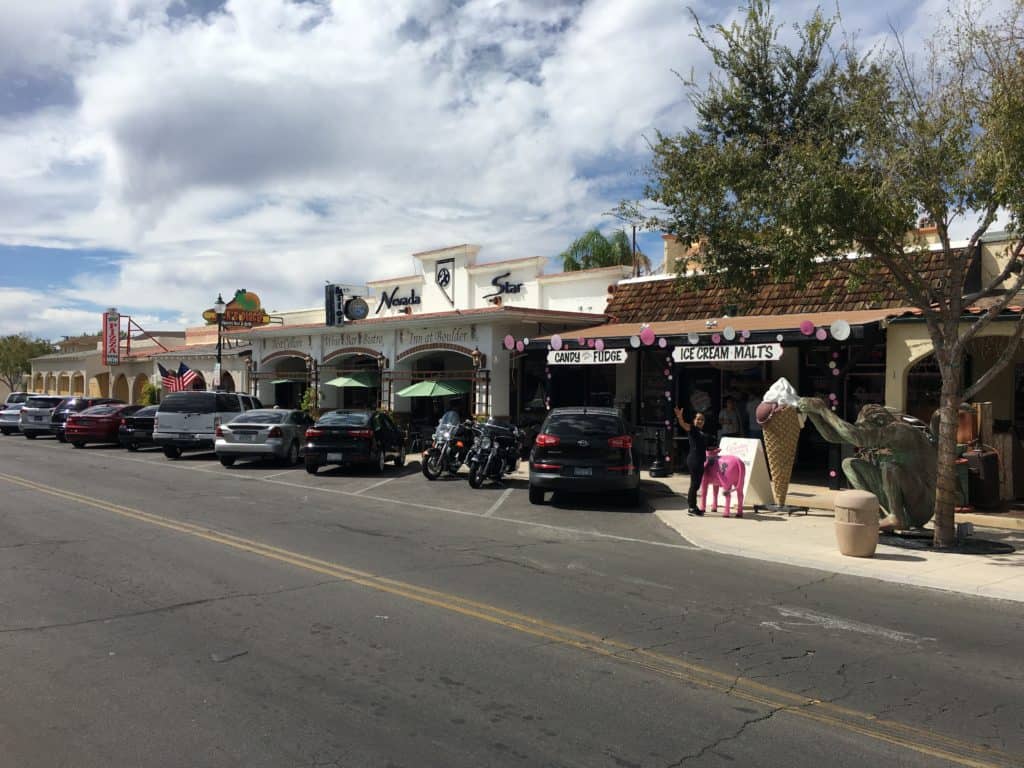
left=51, top=397, right=124, bottom=442
left=528, top=407, right=640, bottom=505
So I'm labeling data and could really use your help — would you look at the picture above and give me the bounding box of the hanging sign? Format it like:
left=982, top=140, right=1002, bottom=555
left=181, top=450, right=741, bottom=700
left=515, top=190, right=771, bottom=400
left=203, top=289, right=271, bottom=328
left=673, top=343, right=782, bottom=364
left=103, top=310, right=120, bottom=366
left=547, top=349, right=627, bottom=365
left=325, top=284, right=345, bottom=326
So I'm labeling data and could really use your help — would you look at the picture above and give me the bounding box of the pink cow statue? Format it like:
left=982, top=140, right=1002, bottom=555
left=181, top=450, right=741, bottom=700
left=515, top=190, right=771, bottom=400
left=701, top=448, right=746, bottom=518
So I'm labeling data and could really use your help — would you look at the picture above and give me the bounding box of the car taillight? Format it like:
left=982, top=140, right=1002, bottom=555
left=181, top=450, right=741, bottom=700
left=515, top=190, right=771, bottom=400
left=305, top=428, right=323, bottom=438
left=214, top=416, right=222, bottom=429
left=153, top=415, right=159, bottom=429
left=608, top=435, right=633, bottom=449
left=215, top=426, right=223, bottom=437
left=607, top=464, right=636, bottom=472
left=535, top=433, right=560, bottom=447
left=267, top=426, right=283, bottom=438
left=532, top=462, right=562, bottom=471
left=349, top=428, right=373, bottom=438
left=120, top=418, right=127, bottom=426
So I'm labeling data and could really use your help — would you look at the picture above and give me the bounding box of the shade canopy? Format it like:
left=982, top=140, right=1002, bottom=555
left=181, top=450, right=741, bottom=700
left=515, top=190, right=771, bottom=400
left=396, top=379, right=472, bottom=398
left=269, top=378, right=305, bottom=385
left=323, top=372, right=378, bottom=389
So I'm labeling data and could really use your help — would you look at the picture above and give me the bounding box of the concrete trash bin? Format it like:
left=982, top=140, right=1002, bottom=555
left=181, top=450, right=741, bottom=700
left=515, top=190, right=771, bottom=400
left=833, top=490, right=879, bottom=557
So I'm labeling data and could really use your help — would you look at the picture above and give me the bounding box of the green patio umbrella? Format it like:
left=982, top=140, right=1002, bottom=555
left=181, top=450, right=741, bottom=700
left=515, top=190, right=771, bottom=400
left=323, top=372, right=377, bottom=388
left=396, top=380, right=470, bottom=398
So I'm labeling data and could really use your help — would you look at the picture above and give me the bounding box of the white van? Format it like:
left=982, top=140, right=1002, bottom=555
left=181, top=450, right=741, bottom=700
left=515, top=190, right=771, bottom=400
left=153, top=391, right=262, bottom=458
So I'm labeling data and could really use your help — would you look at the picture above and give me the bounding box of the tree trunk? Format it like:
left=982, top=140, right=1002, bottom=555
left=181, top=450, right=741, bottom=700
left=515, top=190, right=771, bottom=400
left=932, top=366, right=962, bottom=548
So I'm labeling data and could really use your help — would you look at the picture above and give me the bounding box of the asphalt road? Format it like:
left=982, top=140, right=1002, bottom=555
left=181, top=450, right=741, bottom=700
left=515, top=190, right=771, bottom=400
left=1, top=434, right=1022, bottom=768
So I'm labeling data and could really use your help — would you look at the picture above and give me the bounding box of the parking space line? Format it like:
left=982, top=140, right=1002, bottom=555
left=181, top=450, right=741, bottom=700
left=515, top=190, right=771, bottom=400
left=351, top=477, right=397, bottom=495
left=483, top=487, right=514, bottom=517
left=261, top=470, right=297, bottom=481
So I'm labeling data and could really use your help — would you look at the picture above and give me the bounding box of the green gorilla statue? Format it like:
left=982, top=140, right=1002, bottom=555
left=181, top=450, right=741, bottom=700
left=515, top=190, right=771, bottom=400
left=797, top=398, right=936, bottom=530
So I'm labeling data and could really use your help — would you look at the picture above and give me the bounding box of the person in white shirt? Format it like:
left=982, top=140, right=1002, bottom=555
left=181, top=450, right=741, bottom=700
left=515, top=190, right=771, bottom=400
left=718, top=396, right=742, bottom=440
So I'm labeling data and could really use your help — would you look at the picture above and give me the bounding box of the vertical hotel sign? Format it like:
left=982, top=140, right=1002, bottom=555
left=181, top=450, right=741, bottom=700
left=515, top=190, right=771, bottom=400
left=103, top=309, right=120, bottom=366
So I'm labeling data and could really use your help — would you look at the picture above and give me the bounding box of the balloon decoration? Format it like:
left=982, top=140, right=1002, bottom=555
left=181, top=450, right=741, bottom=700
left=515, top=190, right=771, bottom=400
left=587, top=339, right=595, bottom=348
left=687, top=332, right=700, bottom=345
left=550, top=334, right=563, bottom=351
left=629, top=335, right=641, bottom=348
left=815, top=327, right=828, bottom=341
left=723, top=326, right=736, bottom=341
left=830, top=319, right=851, bottom=341
left=639, top=325, right=656, bottom=346
left=740, top=329, right=751, bottom=340
left=577, top=337, right=585, bottom=346
left=711, top=333, right=722, bottom=344
left=522, top=337, right=530, bottom=346
left=776, top=333, right=784, bottom=342
left=799, top=320, right=815, bottom=336
left=516, top=341, right=525, bottom=352
left=503, top=334, right=515, bottom=351
left=658, top=337, right=667, bottom=349
left=594, top=339, right=605, bottom=352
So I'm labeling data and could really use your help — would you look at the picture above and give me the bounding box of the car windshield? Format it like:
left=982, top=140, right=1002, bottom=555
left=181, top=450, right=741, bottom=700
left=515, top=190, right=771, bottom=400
left=2, top=403, right=25, bottom=411
left=230, top=410, right=285, bottom=425
left=7, top=393, right=28, bottom=404
left=25, top=397, right=65, bottom=409
left=159, top=392, right=217, bottom=414
left=81, top=405, right=123, bottom=416
left=318, top=411, right=371, bottom=427
left=544, top=414, right=624, bottom=439
left=134, top=406, right=159, bottom=417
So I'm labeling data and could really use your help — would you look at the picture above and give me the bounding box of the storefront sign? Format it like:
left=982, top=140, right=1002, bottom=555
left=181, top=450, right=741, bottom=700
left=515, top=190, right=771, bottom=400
left=401, top=326, right=475, bottom=349
left=673, top=343, right=782, bottom=364
left=269, top=335, right=312, bottom=352
left=103, top=310, right=120, bottom=366
left=483, top=272, right=524, bottom=300
left=323, top=331, right=387, bottom=353
left=325, top=284, right=346, bottom=326
left=203, top=289, right=271, bottom=328
left=376, top=287, right=422, bottom=313
left=717, top=437, right=773, bottom=506
left=547, top=349, right=628, bottom=365
left=435, top=258, right=455, bottom=305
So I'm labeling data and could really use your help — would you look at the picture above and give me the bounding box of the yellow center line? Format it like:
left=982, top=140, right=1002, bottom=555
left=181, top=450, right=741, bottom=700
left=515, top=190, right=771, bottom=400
left=1, top=470, right=1017, bottom=768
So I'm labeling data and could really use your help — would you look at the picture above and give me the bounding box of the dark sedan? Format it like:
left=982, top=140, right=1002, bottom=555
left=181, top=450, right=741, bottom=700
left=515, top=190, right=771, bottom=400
left=528, top=407, right=641, bottom=505
left=118, top=405, right=160, bottom=450
left=304, top=409, right=406, bottom=474
left=52, top=397, right=124, bottom=442
left=66, top=404, right=141, bottom=447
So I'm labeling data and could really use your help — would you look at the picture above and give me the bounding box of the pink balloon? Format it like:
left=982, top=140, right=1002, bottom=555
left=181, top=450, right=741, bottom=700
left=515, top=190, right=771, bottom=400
left=740, top=329, right=750, bottom=339
left=503, top=334, right=515, bottom=350
left=799, top=320, right=815, bottom=336
left=639, top=326, right=656, bottom=346
left=587, top=339, right=595, bottom=348
left=815, top=328, right=828, bottom=341
left=516, top=341, right=525, bottom=352
left=712, top=333, right=722, bottom=344
left=594, top=339, right=605, bottom=351
left=658, top=337, right=667, bottom=348
left=577, top=337, right=585, bottom=346
left=550, top=334, right=563, bottom=351
left=832, top=368, right=840, bottom=376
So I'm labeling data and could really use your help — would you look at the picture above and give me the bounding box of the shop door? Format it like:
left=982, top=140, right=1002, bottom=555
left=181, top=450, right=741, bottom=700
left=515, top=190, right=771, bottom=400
left=551, top=366, right=616, bottom=409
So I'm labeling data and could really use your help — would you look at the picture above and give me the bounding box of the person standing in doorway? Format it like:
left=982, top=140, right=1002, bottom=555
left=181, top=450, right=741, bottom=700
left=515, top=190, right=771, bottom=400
left=674, top=407, right=712, bottom=516
left=718, top=396, right=742, bottom=441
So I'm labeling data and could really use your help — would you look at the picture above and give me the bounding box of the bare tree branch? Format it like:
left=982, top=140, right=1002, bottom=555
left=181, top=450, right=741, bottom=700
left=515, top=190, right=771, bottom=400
left=964, top=312, right=1024, bottom=400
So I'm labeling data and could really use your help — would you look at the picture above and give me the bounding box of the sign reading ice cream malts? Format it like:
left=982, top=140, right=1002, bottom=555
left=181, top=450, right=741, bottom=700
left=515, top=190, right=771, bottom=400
left=673, top=343, right=782, bottom=364
left=547, top=349, right=628, bottom=365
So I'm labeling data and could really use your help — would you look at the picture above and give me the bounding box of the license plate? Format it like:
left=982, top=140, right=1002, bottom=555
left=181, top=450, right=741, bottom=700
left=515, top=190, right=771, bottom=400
left=327, top=452, right=343, bottom=462
left=574, top=467, right=593, bottom=477
left=238, top=434, right=257, bottom=443
left=34, top=416, right=43, bottom=422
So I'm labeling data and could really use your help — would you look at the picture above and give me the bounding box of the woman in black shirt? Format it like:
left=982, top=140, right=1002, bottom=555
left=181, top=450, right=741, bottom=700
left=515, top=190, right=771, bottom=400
left=674, top=407, right=712, bottom=515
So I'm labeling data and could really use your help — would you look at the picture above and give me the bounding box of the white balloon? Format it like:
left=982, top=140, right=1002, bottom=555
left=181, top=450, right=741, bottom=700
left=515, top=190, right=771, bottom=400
left=687, top=332, right=700, bottom=345
left=830, top=319, right=851, bottom=341
left=629, top=335, right=641, bottom=348
left=723, top=326, right=736, bottom=341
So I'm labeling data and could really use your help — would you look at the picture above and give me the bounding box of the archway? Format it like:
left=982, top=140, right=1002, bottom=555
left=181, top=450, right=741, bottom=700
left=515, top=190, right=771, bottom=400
left=71, top=373, right=85, bottom=396
left=132, top=374, right=150, bottom=404
left=392, top=348, right=477, bottom=435
left=44, top=373, right=55, bottom=393
left=89, top=372, right=109, bottom=398
left=189, top=371, right=207, bottom=391
left=321, top=351, right=381, bottom=411
left=112, top=373, right=130, bottom=402
left=57, top=373, right=70, bottom=395
left=33, top=373, right=44, bottom=392
left=219, top=370, right=236, bottom=393
left=267, top=356, right=308, bottom=408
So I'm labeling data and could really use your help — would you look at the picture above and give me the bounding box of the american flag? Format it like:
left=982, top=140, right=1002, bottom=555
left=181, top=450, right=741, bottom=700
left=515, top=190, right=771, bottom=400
left=158, top=362, right=200, bottom=392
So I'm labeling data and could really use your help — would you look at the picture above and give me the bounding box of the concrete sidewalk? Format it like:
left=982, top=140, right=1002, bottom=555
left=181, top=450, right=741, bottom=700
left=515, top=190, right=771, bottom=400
left=641, top=472, right=1024, bottom=604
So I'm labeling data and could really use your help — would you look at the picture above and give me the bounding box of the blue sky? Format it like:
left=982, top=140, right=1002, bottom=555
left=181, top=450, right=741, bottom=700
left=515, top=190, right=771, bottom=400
left=0, top=0, right=973, bottom=339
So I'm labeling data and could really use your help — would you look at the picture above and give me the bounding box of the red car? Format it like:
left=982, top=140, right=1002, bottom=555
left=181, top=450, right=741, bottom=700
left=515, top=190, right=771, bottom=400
left=66, top=404, right=142, bottom=448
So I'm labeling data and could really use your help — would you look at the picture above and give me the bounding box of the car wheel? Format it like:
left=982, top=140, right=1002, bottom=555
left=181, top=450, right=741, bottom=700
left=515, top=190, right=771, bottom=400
left=127, top=441, right=139, bottom=452
left=25, top=433, right=36, bottom=440
left=375, top=449, right=386, bottom=473
left=625, top=488, right=642, bottom=508
left=0, top=428, right=9, bottom=436
left=394, top=445, right=406, bottom=468
left=286, top=441, right=299, bottom=466
left=163, top=446, right=182, bottom=459
left=72, top=441, right=86, bottom=449
left=305, top=457, right=320, bottom=475
left=220, top=456, right=236, bottom=467
left=528, top=485, right=545, bottom=505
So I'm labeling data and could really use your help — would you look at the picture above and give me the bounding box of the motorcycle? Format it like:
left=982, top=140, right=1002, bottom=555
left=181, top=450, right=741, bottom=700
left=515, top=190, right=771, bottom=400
left=467, top=418, right=522, bottom=489
left=421, top=411, right=475, bottom=480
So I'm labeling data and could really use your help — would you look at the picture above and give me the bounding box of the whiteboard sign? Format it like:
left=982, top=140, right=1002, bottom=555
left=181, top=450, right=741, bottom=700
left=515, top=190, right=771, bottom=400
left=547, top=349, right=628, bottom=365
left=673, top=343, right=783, bottom=364
left=715, top=437, right=773, bottom=508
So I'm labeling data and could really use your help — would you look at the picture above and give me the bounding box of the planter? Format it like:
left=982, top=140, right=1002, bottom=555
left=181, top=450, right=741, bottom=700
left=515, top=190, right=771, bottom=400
left=834, top=489, right=879, bottom=558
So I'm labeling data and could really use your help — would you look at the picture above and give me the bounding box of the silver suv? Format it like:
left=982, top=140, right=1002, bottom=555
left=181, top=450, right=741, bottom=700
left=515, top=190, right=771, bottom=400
left=153, top=391, right=262, bottom=458
left=19, top=396, right=67, bottom=439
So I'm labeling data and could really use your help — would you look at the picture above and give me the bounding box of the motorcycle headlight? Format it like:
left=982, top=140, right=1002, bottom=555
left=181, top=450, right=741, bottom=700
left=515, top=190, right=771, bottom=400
left=481, top=436, right=492, bottom=449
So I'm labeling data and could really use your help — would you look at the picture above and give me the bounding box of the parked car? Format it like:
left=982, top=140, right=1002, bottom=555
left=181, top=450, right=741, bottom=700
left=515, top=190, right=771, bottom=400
left=153, top=391, right=262, bottom=459
left=118, top=405, right=160, bottom=450
left=304, top=409, right=406, bottom=474
left=66, top=404, right=142, bottom=448
left=4, top=392, right=32, bottom=407
left=19, top=396, right=67, bottom=439
left=215, top=408, right=311, bottom=467
left=0, top=402, right=26, bottom=434
left=528, top=407, right=641, bottom=505
left=51, top=397, right=124, bottom=442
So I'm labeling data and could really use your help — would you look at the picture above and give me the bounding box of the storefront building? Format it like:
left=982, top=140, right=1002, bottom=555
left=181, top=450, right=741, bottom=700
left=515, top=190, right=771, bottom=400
left=248, top=244, right=624, bottom=435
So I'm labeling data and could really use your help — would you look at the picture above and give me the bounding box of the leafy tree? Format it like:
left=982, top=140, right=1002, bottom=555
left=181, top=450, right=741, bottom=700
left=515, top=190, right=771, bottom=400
left=139, top=382, right=160, bottom=405
left=560, top=228, right=651, bottom=273
left=0, top=334, right=55, bottom=392
left=644, top=0, right=1024, bottom=547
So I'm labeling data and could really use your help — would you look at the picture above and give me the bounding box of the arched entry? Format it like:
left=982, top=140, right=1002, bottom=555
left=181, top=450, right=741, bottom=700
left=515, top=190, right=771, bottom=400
left=33, top=373, right=44, bottom=392
left=89, top=372, right=109, bottom=398
left=132, top=374, right=150, bottom=404
left=392, top=347, right=481, bottom=433
left=257, top=353, right=310, bottom=408
left=905, top=351, right=975, bottom=424
left=112, top=374, right=130, bottom=402
left=71, top=373, right=85, bottom=395
left=321, top=350, right=381, bottom=411
left=44, top=373, right=55, bottom=393
left=57, top=373, right=70, bottom=395
left=219, top=371, right=236, bottom=392
left=189, top=371, right=207, bottom=391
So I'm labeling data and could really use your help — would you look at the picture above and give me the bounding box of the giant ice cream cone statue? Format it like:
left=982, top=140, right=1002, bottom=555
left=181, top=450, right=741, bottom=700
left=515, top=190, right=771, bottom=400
left=756, top=378, right=804, bottom=506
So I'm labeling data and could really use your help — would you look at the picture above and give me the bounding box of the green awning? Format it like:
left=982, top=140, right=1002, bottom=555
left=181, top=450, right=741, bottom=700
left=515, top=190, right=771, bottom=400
left=395, top=380, right=472, bottom=398
left=323, top=372, right=378, bottom=388
left=270, top=378, right=303, bottom=385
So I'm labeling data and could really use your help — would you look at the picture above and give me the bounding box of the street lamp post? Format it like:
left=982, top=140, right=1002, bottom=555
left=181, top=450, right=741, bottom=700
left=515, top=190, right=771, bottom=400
left=214, top=293, right=226, bottom=390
